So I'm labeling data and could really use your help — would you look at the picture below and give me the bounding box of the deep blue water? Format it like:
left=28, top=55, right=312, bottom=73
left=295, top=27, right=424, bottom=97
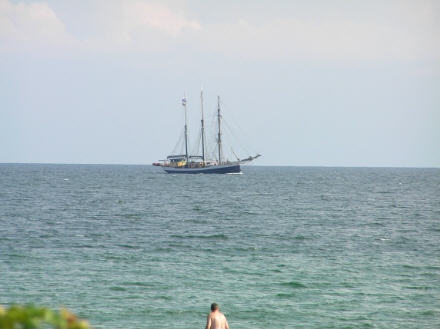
left=1, top=164, right=439, bottom=328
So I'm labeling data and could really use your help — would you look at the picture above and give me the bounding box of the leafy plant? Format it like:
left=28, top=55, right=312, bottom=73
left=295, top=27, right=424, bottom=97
left=0, top=305, right=91, bottom=329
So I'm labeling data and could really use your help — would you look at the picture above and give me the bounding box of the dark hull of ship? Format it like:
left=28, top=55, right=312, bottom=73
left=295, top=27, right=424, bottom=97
left=163, top=163, right=241, bottom=174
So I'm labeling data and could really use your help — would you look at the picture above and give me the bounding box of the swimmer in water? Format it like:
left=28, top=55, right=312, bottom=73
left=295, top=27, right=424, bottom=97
left=205, top=303, right=229, bottom=329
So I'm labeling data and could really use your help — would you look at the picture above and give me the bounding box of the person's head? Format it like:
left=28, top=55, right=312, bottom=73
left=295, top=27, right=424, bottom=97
left=211, top=303, right=219, bottom=311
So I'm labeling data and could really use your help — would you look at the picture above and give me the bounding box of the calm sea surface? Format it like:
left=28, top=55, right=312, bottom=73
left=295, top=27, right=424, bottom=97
left=1, top=164, right=439, bottom=329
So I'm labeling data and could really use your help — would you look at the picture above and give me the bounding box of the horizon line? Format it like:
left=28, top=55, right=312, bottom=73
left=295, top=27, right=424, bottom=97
left=1, top=162, right=439, bottom=169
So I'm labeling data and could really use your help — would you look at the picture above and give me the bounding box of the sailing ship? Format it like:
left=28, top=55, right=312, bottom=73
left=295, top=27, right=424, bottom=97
left=153, top=92, right=260, bottom=174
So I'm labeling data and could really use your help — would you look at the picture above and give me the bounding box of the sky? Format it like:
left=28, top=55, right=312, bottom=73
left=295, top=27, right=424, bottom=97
left=1, top=0, right=439, bottom=167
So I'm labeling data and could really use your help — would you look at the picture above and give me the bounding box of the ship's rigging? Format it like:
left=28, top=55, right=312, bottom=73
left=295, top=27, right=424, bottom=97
left=153, top=91, right=261, bottom=174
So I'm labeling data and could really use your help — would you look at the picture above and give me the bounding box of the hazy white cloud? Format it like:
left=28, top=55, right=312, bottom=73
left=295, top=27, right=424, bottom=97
left=89, top=0, right=201, bottom=49
left=198, top=16, right=440, bottom=62
left=1, top=0, right=438, bottom=63
left=0, top=0, right=201, bottom=52
left=195, top=0, right=440, bottom=63
left=0, top=0, right=74, bottom=51
left=121, top=1, right=200, bottom=37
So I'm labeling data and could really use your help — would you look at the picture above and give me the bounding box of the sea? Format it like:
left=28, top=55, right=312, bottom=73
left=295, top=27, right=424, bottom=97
left=1, top=164, right=439, bottom=329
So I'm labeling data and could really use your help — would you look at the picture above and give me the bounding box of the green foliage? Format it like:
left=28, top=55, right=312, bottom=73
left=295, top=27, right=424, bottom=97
left=0, top=305, right=91, bottom=329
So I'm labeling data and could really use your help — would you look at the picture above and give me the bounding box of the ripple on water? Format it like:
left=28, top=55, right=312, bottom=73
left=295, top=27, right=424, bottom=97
left=279, top=281, right=307, bottom=289
left=170, top=233, right=229, bottom=240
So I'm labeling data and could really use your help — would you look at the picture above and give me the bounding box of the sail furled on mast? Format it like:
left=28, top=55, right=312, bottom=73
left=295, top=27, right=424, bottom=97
left=217, top=95, right=223, bottom=164
left=200, top=90, right=206, bottom=162
left=182, top=95, right=189, bottom=163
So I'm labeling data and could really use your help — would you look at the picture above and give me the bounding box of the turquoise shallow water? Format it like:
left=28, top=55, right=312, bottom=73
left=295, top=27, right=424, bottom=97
left=1, top=164, right=439, bottom=329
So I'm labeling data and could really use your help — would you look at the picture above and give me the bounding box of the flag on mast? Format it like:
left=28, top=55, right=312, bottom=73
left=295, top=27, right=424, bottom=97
left=182, top=97, right=187, bottom=106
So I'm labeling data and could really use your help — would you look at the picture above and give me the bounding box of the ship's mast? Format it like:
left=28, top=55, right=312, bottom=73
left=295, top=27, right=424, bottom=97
left=183, top=95, right=189, bottom=165
left=200, top=89, right=206, bottom=163
left=217, top=95, right=222, bottom=164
